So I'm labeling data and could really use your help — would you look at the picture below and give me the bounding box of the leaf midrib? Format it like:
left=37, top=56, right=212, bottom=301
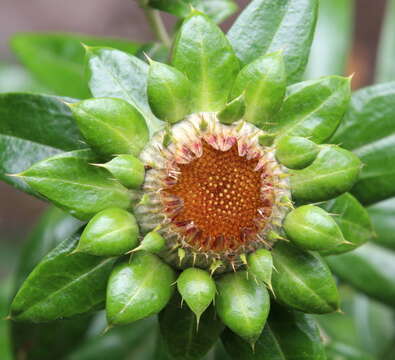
left=17, top=257, right=113, bottom=318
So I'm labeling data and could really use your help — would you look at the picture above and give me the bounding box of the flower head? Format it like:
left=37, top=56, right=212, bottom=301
left=11, top=7, right=372, bottom=352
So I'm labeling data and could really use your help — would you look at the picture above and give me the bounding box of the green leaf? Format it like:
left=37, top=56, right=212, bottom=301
left=326, top=242, right=395, bottom=308
left=147, top=60, right=192, bottom=123
left=231, top=52, right=286, bottom=127
left=159, top=296, right=224, bottom=360
left=367, top=197, right=395, bottom=250
left=269, top=76, right=351, bottom=143
left=275, top=135, right=320, bottom=169
left=215, top=271, right=270, bottom=345
left=177, top=268, right=216, bottom=322
left=67, top=316, right=157, bottom=360
left=290, top=145, right=361, bottom=203
left=305, top=0, right=354, bottom=78
left=20, top=150, right=131, bottom=220
left=97, top=155, right=145, bottom=189
left=147, top=0, right=238, bottom=23
left=0, top=93, right=85, bottom=196
left=375, top=0, right=395, bottom=83
left=69, top=97, right=149, bottom=157
left=11, top=232, right=115, bottom=322
left=228, top=0, right=318, bottom=84
left=284, top=205, right=346, bottom=252
left=11, top=33, right=141, bottom=99
left=86, top=47, right=163, bottom=135
left=321, top=193, right=373, bottom=255
left=172, top=11, right=239, bottom=112
left=136, top=43, right=169, bottom=63
left=106, top=252, right=176, bottom=325
left=77, top=208, right=139, bottom=256
left=271, top=242, right=339, bottom=314
left=13, top=206, right=83, bottom=291
left=317, top=286, right=395, bottom=359
left=222, top=304, right=326, bottom=360
left=331, top=82, right=395, bottom=205
left=11, top=207, right=92, bottom=360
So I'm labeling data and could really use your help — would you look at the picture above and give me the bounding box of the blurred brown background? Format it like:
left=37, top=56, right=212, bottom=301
left=0, top=0, right=388, bottom=247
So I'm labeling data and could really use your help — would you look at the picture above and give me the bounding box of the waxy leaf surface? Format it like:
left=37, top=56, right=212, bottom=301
left=228, top=0, right=318, bottom=84
left=11, top=233, right=115, bottom=322
left=0, top=93, right=85, bottom=196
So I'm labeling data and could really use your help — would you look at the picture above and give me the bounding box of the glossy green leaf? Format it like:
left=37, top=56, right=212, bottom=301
left=11, top=33, right=140, bottom=99
left=11, top=232, right=115, bottom=322
left=106, top=252, right=176, bottom=325
left=177, top=268, right=216, bottom=322
left=331, top=82, right=395, bottom=205
left=375, top=0, right=395, bottom=83
left=326, top=242, right=395, bottom=308
left=317, top=286, right=395, bottom=359
left=275, top=136, right=319, bottom=169
left=69, top=97, right=149, bottom=157
left=290, top=145, right=361, bottom=203
left=97, top=155, right=145, bottom=189
left=271, top=242, right=339, bottom=314
left=0, top=93, right=85, bottom=196
left=218, top=94, right=245, bottom=125
left=86, top=47, right=163, bottom=135
left=222, top=304, right=326, bottom=360
left=148, top=60, right=192, bottom=123
left=231, top=52, right=286, bottom=127
left=270, top=76, right=351, bottom=143
left=305, top=0, right=354, bottom=78
left=77, top=208, right=139, bottom=256
left=147, top=0, right=238, bottom=24
left=321, top=193, right=373, bottom=255
left=216, top=271, right=270, bottom=344
left=159, top=296, right=224, bottom=360
left=228, top=0, right=318, bottom=84
left=20, top=150, right=131, bottom=220
left=13, top=206, right=83, bottom=291
left=67, top=316, right=157, bottom=360
left=284, top=205, right=346, bottom=252
left=247, top=248, right=273, bottom=288
left=172, top=11, right=239, bottom=112
left=11, top=207, right=91, bottom=360
left=368, top=197, right=395, bottom=250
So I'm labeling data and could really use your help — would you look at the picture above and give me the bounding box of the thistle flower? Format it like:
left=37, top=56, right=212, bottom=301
left=9, top=6, right=372, bottom=356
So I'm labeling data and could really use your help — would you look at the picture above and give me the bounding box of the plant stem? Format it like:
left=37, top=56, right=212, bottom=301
left=142, top=7, right=171, bottom=48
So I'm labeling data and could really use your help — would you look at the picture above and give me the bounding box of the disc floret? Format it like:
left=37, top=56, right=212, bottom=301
left=135, top=112, right=291, bottom=271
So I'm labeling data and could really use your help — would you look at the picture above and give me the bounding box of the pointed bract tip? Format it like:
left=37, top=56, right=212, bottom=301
left=89, top=162, right=107, bottom=168
left=101, top=324, right=114, bottom=335
left=80, top=42, right=92, bottom=52
left=5, top=172, right=23, bottom=178
left=68, top=247, right=81, bottom=256
left=143, top=52, right=154, bottom=64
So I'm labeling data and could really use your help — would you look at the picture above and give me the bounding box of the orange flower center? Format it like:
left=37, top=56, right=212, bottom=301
left=162, top=141, right=274, bottom=253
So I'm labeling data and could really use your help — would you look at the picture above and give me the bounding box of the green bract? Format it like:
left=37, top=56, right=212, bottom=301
left=95, top=154, right=145, bottom=189
left=284, top=205, right=346, bottom=252
left=77, top=208, right=139, bottom=256
left=3, top=1, right=377, bottom=358
left=106, top=252, right=175, bottom=326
